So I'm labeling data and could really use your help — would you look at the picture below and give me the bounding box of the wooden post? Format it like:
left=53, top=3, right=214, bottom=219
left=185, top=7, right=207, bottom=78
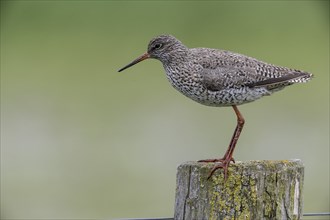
left=174, top=160, right=304, bottom=220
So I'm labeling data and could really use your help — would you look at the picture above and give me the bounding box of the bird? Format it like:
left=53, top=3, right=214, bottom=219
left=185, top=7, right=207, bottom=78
left=118, top=34, right=313, bottom=180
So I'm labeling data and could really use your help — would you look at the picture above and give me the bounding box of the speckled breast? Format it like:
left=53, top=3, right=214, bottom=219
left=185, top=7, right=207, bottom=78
left=163, top=64, right=270, bottom=107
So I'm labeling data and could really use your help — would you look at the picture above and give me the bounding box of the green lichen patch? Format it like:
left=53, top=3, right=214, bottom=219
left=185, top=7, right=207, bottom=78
left=175, top=160, right=304, bottom=220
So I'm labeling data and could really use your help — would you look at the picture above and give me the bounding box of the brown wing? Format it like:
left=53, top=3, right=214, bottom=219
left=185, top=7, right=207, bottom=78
left=202, top=66, right=258, bottom=91
left=198, top=49, right=312, bottom=91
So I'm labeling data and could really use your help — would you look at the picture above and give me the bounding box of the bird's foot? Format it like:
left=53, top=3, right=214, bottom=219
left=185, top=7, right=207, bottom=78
left=198, top=157, right=235, bottom=181
left=198, top=157, right=235, bottom=163
left=207, top=160, right=231, bottom=180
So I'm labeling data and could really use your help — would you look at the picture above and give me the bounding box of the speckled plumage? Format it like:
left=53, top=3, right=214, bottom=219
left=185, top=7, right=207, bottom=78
left=142, top=35, right=312, bottom=107
left=118, top=34, right=313, bottom=180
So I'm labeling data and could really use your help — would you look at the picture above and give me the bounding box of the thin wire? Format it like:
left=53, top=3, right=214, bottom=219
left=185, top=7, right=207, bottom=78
left=118, top=214, right=330, bottom=220
left=117, top=213, right=330, bottom=219
left=303, top=212, right=330, bottom=216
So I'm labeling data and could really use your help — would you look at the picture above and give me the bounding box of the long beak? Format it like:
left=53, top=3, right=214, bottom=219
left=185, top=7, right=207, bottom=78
left=118, top=52, right=150, bottom=72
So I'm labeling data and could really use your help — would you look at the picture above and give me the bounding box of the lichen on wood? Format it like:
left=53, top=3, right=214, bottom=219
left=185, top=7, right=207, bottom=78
left=174, top=160, right=304, bottom=220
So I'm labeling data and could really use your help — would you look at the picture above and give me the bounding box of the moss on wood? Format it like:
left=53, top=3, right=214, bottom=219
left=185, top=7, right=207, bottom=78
left=174, top=160, right=304, bottom=220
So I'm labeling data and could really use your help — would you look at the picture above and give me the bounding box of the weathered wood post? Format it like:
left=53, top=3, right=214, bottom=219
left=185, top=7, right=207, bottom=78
left=174, top=160, right=304, bottom=220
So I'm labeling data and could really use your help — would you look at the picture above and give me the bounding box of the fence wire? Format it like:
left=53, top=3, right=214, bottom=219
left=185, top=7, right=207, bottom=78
left=118, top=212, right=330, bottom=220
left=303, top=212, right=330, bottom=216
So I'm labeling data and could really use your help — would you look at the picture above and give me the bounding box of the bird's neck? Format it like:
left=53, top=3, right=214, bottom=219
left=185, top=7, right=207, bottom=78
left=161, top=47, right=190, bottom=65
left=162, top=50, right=196, bottom=93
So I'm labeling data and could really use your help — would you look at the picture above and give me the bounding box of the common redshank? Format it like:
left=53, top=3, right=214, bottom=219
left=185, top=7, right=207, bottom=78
left=118, top=35, right=312, bottom=180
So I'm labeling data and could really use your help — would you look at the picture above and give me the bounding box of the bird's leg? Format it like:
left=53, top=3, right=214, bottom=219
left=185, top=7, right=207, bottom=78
left=198, top=105, right=245, bottom=180
left=198, top=126, right=238, bottom=164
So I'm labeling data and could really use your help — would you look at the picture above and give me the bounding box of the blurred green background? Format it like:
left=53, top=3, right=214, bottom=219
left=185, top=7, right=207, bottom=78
left=1, top=1, right=329, bottom=219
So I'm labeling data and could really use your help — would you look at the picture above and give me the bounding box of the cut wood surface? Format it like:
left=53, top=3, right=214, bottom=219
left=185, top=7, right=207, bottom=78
left=174, top=160, right=304, bottom=220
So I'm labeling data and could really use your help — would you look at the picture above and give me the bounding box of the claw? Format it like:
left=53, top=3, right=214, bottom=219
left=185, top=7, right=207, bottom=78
left=198, top=157, right=234, bottom=181
left=198, top=157, right=235, bottom=163
left=206, top=160, right=231, bottom=180
left=198, top=158, right=220, bottom=163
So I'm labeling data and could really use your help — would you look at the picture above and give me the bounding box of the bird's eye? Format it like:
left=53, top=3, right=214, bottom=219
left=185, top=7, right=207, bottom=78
left=154, top=43, right=163, bottom=50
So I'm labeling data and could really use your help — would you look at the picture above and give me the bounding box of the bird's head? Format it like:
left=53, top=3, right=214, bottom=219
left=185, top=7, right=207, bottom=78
left=118, top=35, right=187, bottom=72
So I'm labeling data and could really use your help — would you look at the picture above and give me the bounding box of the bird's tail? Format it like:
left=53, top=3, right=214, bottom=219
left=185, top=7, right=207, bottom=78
left=248, top=71, right=313, bottom=89
left=288, top=71, right=313, bottom=83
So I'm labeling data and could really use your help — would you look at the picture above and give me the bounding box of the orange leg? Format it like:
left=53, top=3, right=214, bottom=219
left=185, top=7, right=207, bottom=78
left=199, top=105, right=245, bottom=180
